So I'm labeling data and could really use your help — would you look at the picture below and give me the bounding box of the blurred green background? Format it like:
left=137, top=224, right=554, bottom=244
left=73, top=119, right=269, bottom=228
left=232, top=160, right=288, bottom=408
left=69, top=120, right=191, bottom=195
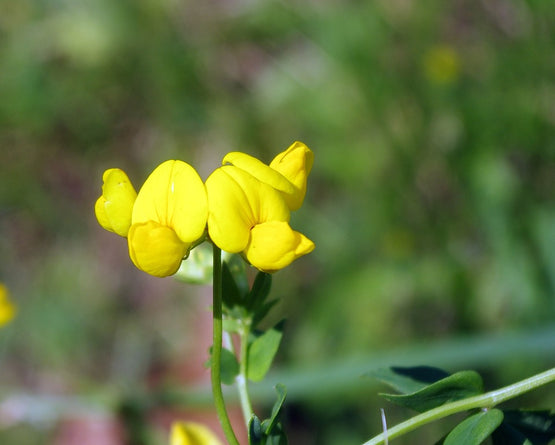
left=1, top=0, right=554, bottom=444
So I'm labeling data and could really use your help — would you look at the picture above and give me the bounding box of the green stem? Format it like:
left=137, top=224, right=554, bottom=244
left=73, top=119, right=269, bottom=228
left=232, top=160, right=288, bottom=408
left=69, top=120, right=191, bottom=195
left=211, top=245, right=240, bottom=445
left=363, top=367, right=555, bottom=445
left=237, top=320, right=254, bottom=426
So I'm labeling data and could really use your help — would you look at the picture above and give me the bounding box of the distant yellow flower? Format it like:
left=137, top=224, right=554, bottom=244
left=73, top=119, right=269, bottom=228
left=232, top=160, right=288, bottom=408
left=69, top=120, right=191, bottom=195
left=206, top=164, right=314, bottom=272
left=170, top=421, right=223, bottom=445
left=128, top=160, right=208, bottom=277
left=223, top=141, right=314, bottom=211
left=0, top=283, right=16, bottom=327
left=423, top=45, right=460, bottom=85
left=95, top=168, right=137, bottom=237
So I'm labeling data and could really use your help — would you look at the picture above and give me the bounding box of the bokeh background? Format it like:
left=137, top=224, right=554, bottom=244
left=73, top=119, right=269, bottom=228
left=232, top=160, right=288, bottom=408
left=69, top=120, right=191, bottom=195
left=1, top=0, right=554, bottom=444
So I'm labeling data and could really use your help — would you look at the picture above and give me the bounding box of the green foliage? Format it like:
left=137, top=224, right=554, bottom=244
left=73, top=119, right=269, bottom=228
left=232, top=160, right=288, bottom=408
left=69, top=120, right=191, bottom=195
left=221, top=265, right=284, bottom=384
left=371, top=367, right=555, bottom=445
left=369, top=366, right=451, bottom=394
left=372, top=366, right=484, bottom=412
left=205, top=347, right=239, bottom=385
left=222, top=261, right=275, bottom=329
left=249, top=385, right=288, bottom=445
left=248, top=321, right=285, bottom=382
left=443, top=409, right=504, bottom=445
left=492, top=410, right=555, bottom=445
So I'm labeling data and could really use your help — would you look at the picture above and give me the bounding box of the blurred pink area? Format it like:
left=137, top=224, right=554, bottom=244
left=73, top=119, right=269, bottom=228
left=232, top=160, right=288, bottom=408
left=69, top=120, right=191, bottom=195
left=53, top=415, right=124, bottom=445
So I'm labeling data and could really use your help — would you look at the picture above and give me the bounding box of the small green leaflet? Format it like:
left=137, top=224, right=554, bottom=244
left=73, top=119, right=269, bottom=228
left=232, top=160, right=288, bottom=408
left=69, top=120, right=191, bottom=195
left=369, top=366, right=450, bottom=394
left=444, top=409, right=504, bottom=445
left=248, top=385, right=288, bottom=445
left=205, top=346, right=239, bottom=385
left=261, top=384, right=287, bottom=435
left=249, top=415, right=263, bottom=445
left=247, top=320, right=285, bottom=382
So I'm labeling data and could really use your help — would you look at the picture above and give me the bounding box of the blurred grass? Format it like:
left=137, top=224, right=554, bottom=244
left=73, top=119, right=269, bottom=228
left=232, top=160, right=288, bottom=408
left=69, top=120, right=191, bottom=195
left=0, top=0, right=554, bottom=444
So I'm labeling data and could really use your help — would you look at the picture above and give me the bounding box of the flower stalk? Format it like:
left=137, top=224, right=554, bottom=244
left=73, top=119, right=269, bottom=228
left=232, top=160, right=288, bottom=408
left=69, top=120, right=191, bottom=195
left=363, top=367, right=555, bottom=445
left=211, top=245, right=240, bottom=445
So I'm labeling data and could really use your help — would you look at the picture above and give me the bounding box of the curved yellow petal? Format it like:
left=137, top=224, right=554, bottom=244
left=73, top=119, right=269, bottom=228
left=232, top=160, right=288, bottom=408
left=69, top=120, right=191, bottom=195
left=223, top=152, right=296, bottom=196
left=170, top=421, right=223, bottom=445
left=205, top=166, right=256, bottom=253
left=0, top=283, right=16, bottom=327
left=128, top=221, right=189, bottom=277
left=95, top=168, right=137, bottom=237
left=245, top=221, right=315, bottom=272
left=94, top=196, right=111, bottom=230
left=269, top=141, right=314, bottom=211
left=223, top=166, right=290, bottom=224
left=206, top=166, right=289, bottom=253
left=132, top=160, right=207, bottom=243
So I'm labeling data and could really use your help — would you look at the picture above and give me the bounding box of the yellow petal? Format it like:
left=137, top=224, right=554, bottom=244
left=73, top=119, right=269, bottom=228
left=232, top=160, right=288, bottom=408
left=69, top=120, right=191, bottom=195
left=223, top=166, right=290, bottom=223
left=95, top=168, right=137, bottom=237
left=206, top=166, right=289, bottom=253
left=170, top=421, right=223, bottom=445
left=132, top=160, right=207, bottom=243
left=0, top=283, right=16, bottom=327
left=269, top=141, right=314, bottom=211
left=223, top=152, right=296, bottom=196
left=205, top=166, right=256, bottom=253
left=94, top=195, right=111, bottom=230
left=128, top=221, right=189, bottom=277
left=245, top=221, right=315, bottom=272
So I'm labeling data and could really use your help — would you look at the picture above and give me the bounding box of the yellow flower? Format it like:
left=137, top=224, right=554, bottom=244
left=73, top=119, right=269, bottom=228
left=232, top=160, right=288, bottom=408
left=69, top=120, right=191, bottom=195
left=128, top=160, right=208, bottom=277
left=206, top=165, right=314, bottom=272
left=170, top=421, right=223, bottom=445
left=95, top=168, right=137, bottom=237
left=0, top=283, right=16, bottom=327
left=223, top=141, right=314, bottom=211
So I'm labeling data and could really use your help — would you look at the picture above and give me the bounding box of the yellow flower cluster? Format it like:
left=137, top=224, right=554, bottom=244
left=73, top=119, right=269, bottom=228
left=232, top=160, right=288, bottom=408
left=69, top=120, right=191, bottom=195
left=95, top=142, right=315, bottom=277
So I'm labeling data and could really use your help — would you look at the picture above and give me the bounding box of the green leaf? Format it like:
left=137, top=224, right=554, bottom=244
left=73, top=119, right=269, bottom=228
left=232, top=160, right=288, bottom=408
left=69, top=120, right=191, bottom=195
left=261, top=384, right=287, bottom=435
left=222, top=261, right=242, bottom=309
left=264, top=423, right=288, bottom=445
left=205, top=347, right=239, bottom=385
left=247, top=320, right=284, bottom=382
left=252, top=299, right=279, bottom=327
left=224, top=253, right=249, bottom=295
left=246, top=272, right=272, bottom=310
left=492, top=410, right=555, bottom=445
left=381, top=370, right=484, bottom=412
left=369, top=366, right=450, bottom=394
left=444, top=409, right=504, bottom=445
left=249, top=415, right=263, bottom=445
